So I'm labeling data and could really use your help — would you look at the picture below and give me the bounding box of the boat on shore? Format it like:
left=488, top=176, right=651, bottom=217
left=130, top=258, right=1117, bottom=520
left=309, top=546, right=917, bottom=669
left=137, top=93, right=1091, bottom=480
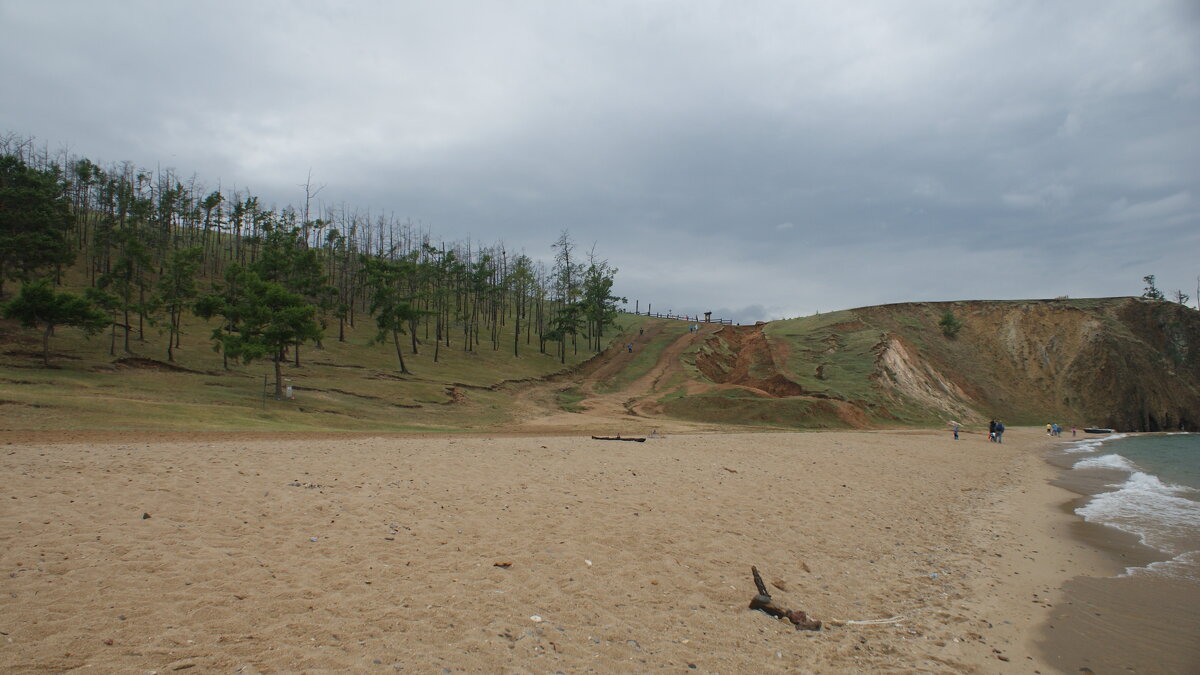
left=1083, top=427, right=1115, bottom=434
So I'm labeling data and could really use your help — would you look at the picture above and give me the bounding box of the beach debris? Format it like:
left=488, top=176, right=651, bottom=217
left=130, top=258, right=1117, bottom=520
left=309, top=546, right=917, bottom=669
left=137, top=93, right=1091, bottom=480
left=591, top=434, right=646, bottom=442
left=309, top=537, right=319, bottom=542
left=530, top=615, right=543, bottom=623
left=748, top=566, right=822, bottom=631
left=141, top=512, right=151, bottom=519
left=493, top=561, right=513, bottom=568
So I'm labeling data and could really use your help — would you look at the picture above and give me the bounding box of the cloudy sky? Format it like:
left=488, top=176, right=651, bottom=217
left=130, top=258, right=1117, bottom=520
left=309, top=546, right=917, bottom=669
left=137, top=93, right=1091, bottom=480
left=3, top=1, right=1198, bottom=322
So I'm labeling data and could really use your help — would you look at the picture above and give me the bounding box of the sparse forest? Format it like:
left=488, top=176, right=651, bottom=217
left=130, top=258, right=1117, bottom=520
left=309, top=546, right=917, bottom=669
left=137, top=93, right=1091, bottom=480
left=0, top=135, right=624, bottom=396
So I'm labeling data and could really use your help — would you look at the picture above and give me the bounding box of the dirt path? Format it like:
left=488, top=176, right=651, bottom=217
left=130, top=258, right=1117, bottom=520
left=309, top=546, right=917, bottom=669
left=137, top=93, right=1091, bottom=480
left=499, top=321, right=728, bottom=434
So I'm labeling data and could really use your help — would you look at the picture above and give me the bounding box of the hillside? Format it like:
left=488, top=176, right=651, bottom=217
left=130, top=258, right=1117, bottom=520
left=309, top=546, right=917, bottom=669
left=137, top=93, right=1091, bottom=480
left=3, top=296, right=1198, bottom=434
left=0, top=292, right=655, bottom=434
left=666, top=297, right=1200, bottom=432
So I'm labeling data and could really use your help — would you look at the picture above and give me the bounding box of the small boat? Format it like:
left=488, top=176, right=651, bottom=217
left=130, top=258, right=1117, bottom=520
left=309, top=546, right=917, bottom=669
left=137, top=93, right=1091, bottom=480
left=1083, top=428, right=1115, bottom=434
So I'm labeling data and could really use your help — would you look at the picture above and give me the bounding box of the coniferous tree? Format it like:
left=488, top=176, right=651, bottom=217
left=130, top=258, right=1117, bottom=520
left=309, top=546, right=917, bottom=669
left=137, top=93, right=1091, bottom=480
left=195, top=265, right=322, bottom=398
left=363, top=257, right=423, bottom=374
left=0, top=155, right=76, bottom=297
left=156, top=246, right=202, bottom=361
left=99, top=225, right=153, bottom=353
left=2, top=278, right=107, bottom=366
left=3, top=137, right=626, bottom=375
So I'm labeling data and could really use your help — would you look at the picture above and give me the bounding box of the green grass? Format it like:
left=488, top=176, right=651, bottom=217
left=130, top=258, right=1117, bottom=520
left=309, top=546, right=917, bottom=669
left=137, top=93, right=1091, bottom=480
left=0, top=287, right=618, bottom=431
left=766, top=311, right=883, bottom=403
left=660, top=388, right=848, bottom=429
left=593, top=321, right=688, bottom=393
left=556, top=387, right=586, bottom=412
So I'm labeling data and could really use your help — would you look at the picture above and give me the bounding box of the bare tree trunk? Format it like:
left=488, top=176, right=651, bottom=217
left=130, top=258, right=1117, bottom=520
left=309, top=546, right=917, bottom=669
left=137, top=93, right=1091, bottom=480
left=42, top=324, right=52, bottom=367
left=392, top=329, right=410, bottom=374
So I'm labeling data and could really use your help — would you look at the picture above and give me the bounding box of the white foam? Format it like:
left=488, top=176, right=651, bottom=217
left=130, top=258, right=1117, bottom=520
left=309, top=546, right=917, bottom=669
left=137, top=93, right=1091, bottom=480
left=1063, top=432, right=1128, bottom=454
left=1073, top=453, right=1136, bottom=472
left=1064, top=440, right=1103, bottom=454
left=1121, top=551, right=1200, bottom=583
left=1076, top=472, right=1200, bottom=555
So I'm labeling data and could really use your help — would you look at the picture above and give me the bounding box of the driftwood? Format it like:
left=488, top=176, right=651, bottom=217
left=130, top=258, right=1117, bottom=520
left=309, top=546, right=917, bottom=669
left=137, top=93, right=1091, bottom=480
left=590, top=435, right=646, bottom=442
left=749, top=566, right=821, bottom=631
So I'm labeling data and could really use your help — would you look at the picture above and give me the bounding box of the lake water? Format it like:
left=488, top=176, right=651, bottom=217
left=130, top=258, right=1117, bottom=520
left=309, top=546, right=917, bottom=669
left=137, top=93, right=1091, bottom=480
left=1061, top=432, right=1200, bottom=580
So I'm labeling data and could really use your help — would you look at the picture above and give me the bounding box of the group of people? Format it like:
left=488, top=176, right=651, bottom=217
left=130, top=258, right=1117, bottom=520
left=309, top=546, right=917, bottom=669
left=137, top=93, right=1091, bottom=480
left=951, top=420, right=1080, bottom=442
left=1046, top=423, right=1077, bottom=437
left=988, top=419, right=1006, bottom=443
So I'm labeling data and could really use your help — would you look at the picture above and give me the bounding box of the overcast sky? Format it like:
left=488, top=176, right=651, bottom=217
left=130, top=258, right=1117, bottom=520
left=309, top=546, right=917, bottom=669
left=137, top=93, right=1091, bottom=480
left=3, top=1, right=1198, bottom=322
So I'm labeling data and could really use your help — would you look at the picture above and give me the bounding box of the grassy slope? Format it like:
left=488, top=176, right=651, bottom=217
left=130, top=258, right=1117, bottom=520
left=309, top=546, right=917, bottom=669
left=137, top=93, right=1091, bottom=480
left=664, top=297, right=1200, bottom=431
left=0, top=277, right=654, bottom=432
left=6, top=287, right=1195, bottom=433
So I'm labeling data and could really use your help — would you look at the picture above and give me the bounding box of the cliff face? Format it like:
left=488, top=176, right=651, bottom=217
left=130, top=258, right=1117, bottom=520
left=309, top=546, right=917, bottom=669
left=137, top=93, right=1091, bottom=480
left=689, top=298, right=1200, bottom=431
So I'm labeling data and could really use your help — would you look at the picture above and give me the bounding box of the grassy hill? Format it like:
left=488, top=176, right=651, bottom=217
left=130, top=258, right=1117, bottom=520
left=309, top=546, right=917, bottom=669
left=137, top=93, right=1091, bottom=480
left=0, top=285, right=654, bottom=433
left=662, top=297, right=1200, bottom=432
left=4, top=290, right=1197, bottom=434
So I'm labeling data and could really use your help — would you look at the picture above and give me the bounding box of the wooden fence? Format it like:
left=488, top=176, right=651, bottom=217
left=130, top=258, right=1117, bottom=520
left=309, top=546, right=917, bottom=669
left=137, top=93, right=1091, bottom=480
left=621, top=310, right=735, bottom=325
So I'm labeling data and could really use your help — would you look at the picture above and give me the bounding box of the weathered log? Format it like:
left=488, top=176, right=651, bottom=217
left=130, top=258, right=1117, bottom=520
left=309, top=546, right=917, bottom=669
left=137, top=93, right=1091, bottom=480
left=590, top=435, right=646, bottom=442
left=748, top=566, right=821, bottom=631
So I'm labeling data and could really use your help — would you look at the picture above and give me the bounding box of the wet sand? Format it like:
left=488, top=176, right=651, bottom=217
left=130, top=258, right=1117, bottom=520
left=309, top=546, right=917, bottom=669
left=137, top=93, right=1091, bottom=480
left=0, top=428, right=1117, bottom=672
left=1039, top=456, right=1200, bottom=674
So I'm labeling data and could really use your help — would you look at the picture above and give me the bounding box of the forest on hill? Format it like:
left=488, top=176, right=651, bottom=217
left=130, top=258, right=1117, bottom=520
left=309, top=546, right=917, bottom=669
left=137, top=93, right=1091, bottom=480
left=0, top=135, right=625, bottom=400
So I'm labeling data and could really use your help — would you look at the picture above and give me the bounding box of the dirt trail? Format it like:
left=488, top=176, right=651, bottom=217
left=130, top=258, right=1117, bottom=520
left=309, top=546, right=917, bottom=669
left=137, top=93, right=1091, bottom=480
left=500, top=321, right=727, bottom=434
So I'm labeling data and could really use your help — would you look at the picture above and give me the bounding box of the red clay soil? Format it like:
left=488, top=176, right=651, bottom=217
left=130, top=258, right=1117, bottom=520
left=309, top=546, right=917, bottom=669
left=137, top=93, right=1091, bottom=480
left=693, top=324, right=806, bottom=398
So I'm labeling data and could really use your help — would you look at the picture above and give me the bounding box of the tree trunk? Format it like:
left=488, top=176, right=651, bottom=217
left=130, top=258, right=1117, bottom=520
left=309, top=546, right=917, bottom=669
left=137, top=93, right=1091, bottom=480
left=123, top=307, right=132, bottom=353
left=274, top=350, right=284, bottom=399
left=166, top=309, right=176, bottom=362
left=42, top=324, right=53, bottom=367
left=434, top=320, right=441, bottom=363
left=392, top=329, right=410, bottom=374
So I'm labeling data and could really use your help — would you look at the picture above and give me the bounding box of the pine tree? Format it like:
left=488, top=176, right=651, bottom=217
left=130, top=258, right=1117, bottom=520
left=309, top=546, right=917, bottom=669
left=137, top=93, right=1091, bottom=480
left=0, top=155, right=76, bottom=297
left=2, top=279, right=108, bottom=366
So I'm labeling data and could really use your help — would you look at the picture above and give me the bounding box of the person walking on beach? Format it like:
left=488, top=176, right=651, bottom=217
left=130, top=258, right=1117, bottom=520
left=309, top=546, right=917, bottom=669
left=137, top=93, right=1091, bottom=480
left=995, top=421, right=1005, bottom=443
left=953, top=423, right=959, bottom=440
left=1046, top=423, right=1053, bottom=436
left=988, top=420, right=997, bottom=442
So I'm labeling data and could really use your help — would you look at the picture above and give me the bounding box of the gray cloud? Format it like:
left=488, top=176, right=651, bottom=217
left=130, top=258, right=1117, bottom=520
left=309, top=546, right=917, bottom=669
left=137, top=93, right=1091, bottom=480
left=3, top=0, right=1197, bottom=323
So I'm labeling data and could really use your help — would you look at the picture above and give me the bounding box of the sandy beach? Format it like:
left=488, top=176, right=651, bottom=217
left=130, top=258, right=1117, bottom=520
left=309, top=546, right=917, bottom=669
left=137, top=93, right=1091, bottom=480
left=1, top=427, right=1114, bottom=673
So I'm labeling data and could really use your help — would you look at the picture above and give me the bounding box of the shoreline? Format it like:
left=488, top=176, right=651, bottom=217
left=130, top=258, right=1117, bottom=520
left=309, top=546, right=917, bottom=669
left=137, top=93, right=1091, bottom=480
left=1037, top=439, right=1200, bottom=674
left=952, top=431, right=1117, bottom=673
left=0, top=427, right=1165, bottom=672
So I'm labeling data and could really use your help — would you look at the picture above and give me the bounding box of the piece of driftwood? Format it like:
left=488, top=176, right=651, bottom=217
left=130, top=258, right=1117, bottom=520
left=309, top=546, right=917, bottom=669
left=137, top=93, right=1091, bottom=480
left=749, top=566, right=822, bottom=631
left=590, top=435, right=646, bottom=442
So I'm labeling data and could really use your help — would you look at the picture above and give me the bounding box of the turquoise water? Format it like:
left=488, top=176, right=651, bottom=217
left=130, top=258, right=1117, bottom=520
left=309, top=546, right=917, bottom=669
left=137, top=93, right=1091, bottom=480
left=1102, top=433, right=1200, bottom=490
left=1064, top=433, right=1200, bottom=579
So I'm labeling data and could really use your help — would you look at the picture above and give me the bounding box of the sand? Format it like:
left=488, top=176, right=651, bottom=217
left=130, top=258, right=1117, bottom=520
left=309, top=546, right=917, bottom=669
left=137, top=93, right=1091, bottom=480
left=1, top=427, right=1110, bottom=673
